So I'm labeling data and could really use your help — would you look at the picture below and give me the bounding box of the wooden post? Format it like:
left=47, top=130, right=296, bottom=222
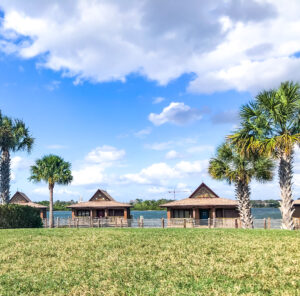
left=121, top=218, right=123, bottom=228
left=235, top=218, right=238, bottom=229
left=90, top=217, right=93, bottom=228
left=76, top=218, right=79, bottom=228
left=68, top=218, right=71, bottom=228
left=98, top=219, right=100, bottom=228
left=161, top=218, right=165, bottom=228
left=264, top=218, right=267, bottom=229
left=183, top=218, right=186, bottom=228
left=56, top=217, right=59, bottom=228
left=212, top=207, right=216, bottom=228
left=140, top=216, right=144, bottom=228
left=45, top=218, right=48, bottom=228
left=208, top=218, right=211, bottom=229
left=267, top=217, right=271, bottom=230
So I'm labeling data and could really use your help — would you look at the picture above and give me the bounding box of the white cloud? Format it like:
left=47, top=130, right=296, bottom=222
left=121, top=159, right=208, bottom=186
left=11, top=156, right=32, bottom=170
left=165, top=150, right=182, bottom=160
left=85, top=145, right=125, bottom=164
left=11, top=156, right=32, bottom=181
left=134, top=127, right=152, bottom=138
left=149, top=102, right=202, bottom=126
left=147, top=186, right=168, bottom=194
left=153, top=97, right=165, bottom=104
left=145, top=141, right=173, bottom=151
left=45, top=80, right=60, bottom=91
left=73, top=145, right=125, bottom=186
left=0, top=0, right=293, bottom=93
left=33, top=187, right=81, bottom=197
left=175, top=160, right=209, bottom=174
left=72, top=165, right=106, bottom=186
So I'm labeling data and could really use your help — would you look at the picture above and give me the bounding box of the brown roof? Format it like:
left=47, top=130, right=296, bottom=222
left=9, top=192, right=48, bottom=209
left=68, top=189, right=131, bottom=209
left=160, top=183, right=237, bottom=208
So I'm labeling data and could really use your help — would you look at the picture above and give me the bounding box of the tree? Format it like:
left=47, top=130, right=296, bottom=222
left=0, top=112, right=34, bottom=204
left=208, top=143, right=274, bottom=229
left=29, top=155, right=73, bottom=228
left=229, top=81, right=300, bottom=230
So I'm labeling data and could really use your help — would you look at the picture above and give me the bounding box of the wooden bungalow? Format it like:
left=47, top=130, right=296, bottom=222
left=9, top=191, right=48, bottom=219
left=293, top=200, right=300, bottom=217
left=68, top=189, right=131, bottom=220
left=160, top=183, right=239, bottom=225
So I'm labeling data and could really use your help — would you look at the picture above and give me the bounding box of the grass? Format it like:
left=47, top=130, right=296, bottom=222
left=0, top=228, right=300, bottom=295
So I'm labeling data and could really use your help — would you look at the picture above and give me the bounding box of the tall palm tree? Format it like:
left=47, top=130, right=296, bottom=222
left=229, top=81, right=300, bottom=230
left=208, top=143, right=274, bottom=229
left=29, top=155, right=73, bottom=228
left=0, top=112, right=34, bottom=204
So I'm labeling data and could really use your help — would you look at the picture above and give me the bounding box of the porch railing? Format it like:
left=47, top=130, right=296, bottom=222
left=42, top=217, right=300, bottom=230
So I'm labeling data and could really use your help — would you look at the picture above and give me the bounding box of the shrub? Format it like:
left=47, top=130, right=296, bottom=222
left=0, top=204, right=43, bottom=228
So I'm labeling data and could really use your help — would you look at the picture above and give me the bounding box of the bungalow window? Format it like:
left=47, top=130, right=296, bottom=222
left=77, top=210, right=90, bottom=217
left=172, top=209, right=191, bottom=218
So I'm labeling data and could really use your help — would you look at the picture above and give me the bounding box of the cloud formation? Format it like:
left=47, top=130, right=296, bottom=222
left=72, top=145, right=125, bottom=186
left=122, top=159, right=208, bottom=186
left=149, top=102, right=202, bottom=126
left=1, top=0, right=297, bottom=93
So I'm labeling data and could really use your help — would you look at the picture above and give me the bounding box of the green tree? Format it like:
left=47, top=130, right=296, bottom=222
left=0, top=112, right=34, bottom=204
left=229, top=81, right=300, bottom=230
left=208, top=143, right=274, bottom=229
left=29, top=155, right=73, bottom=228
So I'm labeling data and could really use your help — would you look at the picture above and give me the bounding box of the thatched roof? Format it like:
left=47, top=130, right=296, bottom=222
left=9, top=192, right=48, bottom=209
left=68, top=189, right=131, bottom=209
left=160, top=183, right=237, bottom=208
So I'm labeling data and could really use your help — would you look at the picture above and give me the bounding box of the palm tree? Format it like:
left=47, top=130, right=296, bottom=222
left=29, top=155, right=73, bottom=228
left=229, top=81, right=300, bottom=230
left=0, top=112, right=34, bottom=204
left=208, top=143, right=274, bottom=229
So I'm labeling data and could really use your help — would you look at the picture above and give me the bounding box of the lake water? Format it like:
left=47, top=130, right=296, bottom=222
left=49, top=208, right=282, bottom=220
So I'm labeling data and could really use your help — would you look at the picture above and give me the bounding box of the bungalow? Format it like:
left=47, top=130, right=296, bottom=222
left=68, top=189, right=131, bottom=220
left=9, top=191, right=48, bottom=219
left=160, top=183, right=239, bottom=226
left=293, top=200, right=300, bottom=217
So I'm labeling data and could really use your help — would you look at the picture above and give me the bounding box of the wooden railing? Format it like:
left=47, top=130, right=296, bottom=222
left=42, top=217, right=290, bottom=229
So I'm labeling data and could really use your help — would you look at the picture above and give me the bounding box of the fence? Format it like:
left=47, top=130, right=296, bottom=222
left=42, top=217, right=300, bottom=229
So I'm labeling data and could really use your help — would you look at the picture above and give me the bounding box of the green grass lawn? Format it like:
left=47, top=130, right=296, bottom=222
left=0, top=228, right=300, bottom=296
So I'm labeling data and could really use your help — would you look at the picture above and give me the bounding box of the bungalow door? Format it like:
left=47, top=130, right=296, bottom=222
left=199, top=209, right=209, bottom=225
left=97, top=209, right=105, bottom=218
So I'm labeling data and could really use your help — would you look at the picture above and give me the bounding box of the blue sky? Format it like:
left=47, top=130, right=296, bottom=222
left=1, top=0, right=300, bottom=202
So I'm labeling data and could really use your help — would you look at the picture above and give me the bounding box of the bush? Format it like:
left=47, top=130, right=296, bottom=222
left=0, top=204, right=43, bottom=229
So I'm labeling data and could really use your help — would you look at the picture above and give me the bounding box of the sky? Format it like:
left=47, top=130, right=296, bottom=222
left=1, top=0, right=300, bottom=203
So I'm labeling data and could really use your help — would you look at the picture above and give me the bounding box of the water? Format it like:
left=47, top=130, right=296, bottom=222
left=49, top=208, right=282, bottom=220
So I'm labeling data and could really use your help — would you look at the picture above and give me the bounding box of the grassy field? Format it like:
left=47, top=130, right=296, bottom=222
left=0, top=228, right=300, bottom=296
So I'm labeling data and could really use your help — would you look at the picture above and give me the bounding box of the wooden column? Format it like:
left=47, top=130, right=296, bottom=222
left=212, top=208, right=216, bottom=228
left=167, top=208, right=171, bottom=220
left=124, top=208, right=128, bottom=220
left=90, top=209, right=93, bottom=218
left=72, top=210, right=75, bottom=219
left=105, top=209, right=109, bottom=217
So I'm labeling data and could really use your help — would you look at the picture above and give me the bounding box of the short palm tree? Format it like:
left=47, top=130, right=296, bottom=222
left=29, top=155, right=73, bottom=228
left=208, top=143, right=274, bottom=229
left=229, top=81, right=300, bottom=230
left=0, top=112, right=34, bottom=204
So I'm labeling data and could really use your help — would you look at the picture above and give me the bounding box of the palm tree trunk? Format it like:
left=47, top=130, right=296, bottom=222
left=279, top=151, right=295, bottom=230
left=0, top=150, right=11, bottom=204
left=49, top=183, right=54, bottom=228
left=235, top=180, right=253, bottom=229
